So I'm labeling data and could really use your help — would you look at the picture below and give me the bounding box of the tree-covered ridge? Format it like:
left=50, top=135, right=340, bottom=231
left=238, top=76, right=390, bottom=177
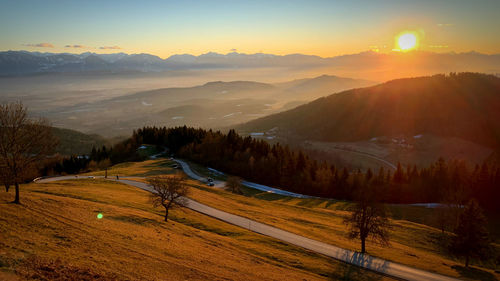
left=52, top=127, right=110, bottom=156
left=46, top=125, right=500, bottom=212
left=126, top=126, right=499, bottom=212
left=238, top=73, right=500, bottom=148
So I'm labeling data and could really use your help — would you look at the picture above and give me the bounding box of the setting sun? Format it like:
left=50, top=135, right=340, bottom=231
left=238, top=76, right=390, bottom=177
left=397, top=32, right=418, bottom=51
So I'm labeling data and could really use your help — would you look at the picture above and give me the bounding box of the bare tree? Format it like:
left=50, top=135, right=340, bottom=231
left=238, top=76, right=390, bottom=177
left=0, top=102, right=58, bottom=204
left=225, top=176, right=242, bottom=194
left=344, top=185, right=391, bottom=253
left=148, top=175, right=189, bottom=222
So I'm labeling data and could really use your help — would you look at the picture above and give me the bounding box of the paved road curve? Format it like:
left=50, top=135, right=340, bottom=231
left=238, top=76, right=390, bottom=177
left=36, top=176, right=459, bottom=281
left=174, top=159, right=225, bottom=188
left=174, top=159, right=314, bottom=198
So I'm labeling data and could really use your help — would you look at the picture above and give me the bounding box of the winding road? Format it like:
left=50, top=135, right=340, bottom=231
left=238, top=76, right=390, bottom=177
left=174, top=159, right=225, bottom=188
left=174, top=159, right=314, bottom=198
left=36, top=174, right=459, bottom=281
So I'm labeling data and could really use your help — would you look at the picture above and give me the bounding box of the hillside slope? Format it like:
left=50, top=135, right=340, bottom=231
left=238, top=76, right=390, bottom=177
left=0, top=179, right=387, bottom=281
left=52, top=127, right=110, bottom=155
left=238, top=73, right=500, bottom=148
left=274, top=75, right=375, bottom=101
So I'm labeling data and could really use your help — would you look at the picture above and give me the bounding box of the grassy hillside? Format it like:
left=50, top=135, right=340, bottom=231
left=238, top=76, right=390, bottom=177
left=0, top=178, right=389, bottom=281
left=95, top=159, right=500, bottom=280
left=238, top=73, right=500, bottom=148
left=52, top=127, right=110, bottom=155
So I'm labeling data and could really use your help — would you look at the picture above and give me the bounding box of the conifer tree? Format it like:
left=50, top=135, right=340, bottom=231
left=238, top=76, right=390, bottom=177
left=451, top=200, right=490, bottom=267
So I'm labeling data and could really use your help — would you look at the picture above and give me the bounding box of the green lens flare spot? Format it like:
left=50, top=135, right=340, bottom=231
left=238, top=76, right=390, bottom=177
left=97, top=213, right=103, bottom=219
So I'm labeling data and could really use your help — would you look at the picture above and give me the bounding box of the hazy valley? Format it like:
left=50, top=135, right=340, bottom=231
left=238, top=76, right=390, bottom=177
left=0, top=67, right=375, bottom=137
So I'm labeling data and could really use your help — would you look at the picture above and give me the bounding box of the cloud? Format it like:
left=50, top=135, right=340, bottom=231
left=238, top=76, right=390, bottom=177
left=230, top=48, right=237, bottom=52
left=437, top=23, right=454, bottom=27
left=99, top=46, right=121, bottom=50
left=23, top=43, right=54, bottom=48
left=65, top=44, right=86, bottom=48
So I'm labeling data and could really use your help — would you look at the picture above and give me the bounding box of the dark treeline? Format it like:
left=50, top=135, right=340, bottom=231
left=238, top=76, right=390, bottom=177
left=130, top=126, right=499, bottom=212
left=41, top=155, right=91, bottom=175
left=41, top=137, right=145, bottom=176
left=44, top=126, right=499, bottom=212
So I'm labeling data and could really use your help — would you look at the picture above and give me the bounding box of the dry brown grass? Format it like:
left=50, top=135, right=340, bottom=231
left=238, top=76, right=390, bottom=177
left=0, top=179, right=390, bottom=281
left=83, top=159, right=176, bottom=177
left=187, top=182, right=500, bottom=280
left=137, top=169, right=498, bottom=281
left=82, top=159, right=500, bottom=280
left=15, top=256, right=119, bottom=281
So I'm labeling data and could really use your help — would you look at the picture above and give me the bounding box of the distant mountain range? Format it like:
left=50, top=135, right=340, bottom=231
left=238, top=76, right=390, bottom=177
left=237, top=73, right=500, bottom=148
left=1, top=50, right=499, bottom=79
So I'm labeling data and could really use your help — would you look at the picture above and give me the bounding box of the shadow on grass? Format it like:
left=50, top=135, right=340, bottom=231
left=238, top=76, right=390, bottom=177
left=29, top=190, right=107, bottom=204
left=329, top=251, right=386, bottom=281
left=240, top=186, right=289, bottom=201
left=108, top=215, right=162, bottom=226
left=295, top=198, right=335, bottom=208
left=145, top=159, right=174, bottom=168
left=141, top=169, right=177, bottom=176
left=452, top=265, right=498, bottom=281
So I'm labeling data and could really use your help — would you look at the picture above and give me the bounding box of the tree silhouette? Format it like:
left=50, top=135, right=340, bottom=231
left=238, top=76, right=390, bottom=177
left=226, top=176, right=242, bottom=194
left=0, top=102, right=58, bottom=204
left=148, top=175, right=189, bottom=222
left=451, top=200, right=490, bottom=267
left=344, top=183, right=391, bottom=253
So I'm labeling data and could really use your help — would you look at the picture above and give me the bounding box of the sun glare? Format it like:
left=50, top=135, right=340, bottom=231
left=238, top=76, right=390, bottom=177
left=397, top=32, right=418, bottom=51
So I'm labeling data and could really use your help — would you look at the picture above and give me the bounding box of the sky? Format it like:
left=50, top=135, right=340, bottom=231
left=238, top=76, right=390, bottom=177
left=1, top=0, right=499, bottom=58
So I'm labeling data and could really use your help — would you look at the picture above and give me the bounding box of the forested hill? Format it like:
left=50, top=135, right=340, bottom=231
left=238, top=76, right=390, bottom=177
left=52, top=127, right=110, bottom=155
left=237, top=73, right=500, bottom=148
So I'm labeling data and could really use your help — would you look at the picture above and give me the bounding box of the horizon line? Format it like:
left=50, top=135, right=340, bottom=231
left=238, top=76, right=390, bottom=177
left=2, top=49, right=500, bottom=60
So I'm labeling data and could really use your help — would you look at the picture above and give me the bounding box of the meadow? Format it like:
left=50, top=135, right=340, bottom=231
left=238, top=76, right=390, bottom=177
left=91, top=159, right=500, bottom=280
left=0, top=178, right=389, bottom=281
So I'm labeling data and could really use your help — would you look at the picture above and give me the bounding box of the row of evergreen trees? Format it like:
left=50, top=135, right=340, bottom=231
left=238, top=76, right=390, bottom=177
left=42, top=137, right=145, bottom=175
left=48, top=125, right=499, bottom=212
left=130, top=126, right=499, bottom=212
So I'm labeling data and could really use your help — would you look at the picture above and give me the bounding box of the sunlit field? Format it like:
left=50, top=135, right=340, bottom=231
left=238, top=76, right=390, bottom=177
left=65, top=159, right=500, bottom=280
left=0, top=179, right=393, bottom=281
